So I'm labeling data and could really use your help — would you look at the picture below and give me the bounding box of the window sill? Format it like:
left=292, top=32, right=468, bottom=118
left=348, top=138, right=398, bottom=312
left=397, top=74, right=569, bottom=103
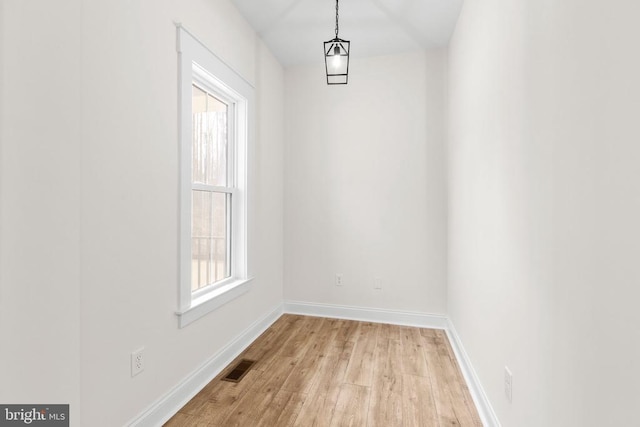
left=176, top=277, right=254, bottom=328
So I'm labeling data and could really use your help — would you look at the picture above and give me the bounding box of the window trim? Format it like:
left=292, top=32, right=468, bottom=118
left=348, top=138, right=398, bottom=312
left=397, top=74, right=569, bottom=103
left=176, top=25, right=254, bottom=328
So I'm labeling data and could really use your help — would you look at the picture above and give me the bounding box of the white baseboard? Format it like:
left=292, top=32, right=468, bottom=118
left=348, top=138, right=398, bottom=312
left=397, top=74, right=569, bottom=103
left=445, top=319, right=501, bottom=427
left=283, top=300, right=448, bottom=329
left=127, top=303, right=283, bottom=427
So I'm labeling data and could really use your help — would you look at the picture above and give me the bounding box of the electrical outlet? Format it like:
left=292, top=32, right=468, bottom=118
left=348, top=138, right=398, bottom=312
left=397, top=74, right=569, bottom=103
left=373, top=277, right=382, bottom=290
left=131, top=347, right=145, bottom=377
left=335, top=273, right=343, bottom=287
left=504, top=366, right=512, bottom=403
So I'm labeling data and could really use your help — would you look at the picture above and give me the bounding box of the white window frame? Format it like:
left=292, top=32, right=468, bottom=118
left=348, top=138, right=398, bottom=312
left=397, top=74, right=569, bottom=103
left=176, top=25, right=254, bottom=328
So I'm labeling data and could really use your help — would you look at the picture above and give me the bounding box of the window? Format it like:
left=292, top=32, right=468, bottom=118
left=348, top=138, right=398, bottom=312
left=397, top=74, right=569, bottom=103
left=191, top=84, right=231, bottom=291
left=176, top=26, right=254, bottom=328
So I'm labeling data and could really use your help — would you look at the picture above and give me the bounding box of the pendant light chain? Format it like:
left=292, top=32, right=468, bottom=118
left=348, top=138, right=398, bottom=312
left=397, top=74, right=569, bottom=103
left=335, top=0, right=339, bottom=38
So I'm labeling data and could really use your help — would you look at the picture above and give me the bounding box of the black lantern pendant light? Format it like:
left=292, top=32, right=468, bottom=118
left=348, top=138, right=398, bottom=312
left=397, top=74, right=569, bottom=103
left=324, top=0, right=350, bottom=85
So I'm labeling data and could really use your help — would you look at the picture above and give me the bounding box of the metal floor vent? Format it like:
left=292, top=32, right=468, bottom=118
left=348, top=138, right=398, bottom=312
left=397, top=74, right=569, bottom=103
left=222, top=359, right=256, bottom=383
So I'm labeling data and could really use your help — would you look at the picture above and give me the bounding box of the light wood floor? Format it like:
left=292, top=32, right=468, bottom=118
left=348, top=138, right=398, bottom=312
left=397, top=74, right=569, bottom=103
left=165, top=314, right=482, bottom=427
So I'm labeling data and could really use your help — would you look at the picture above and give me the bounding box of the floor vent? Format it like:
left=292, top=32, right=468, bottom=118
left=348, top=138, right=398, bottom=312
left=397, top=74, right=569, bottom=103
left=221, top=359, right=256, bottom=383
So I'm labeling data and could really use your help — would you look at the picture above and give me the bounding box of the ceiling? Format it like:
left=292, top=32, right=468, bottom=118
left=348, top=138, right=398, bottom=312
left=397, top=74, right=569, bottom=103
left=231, top=0, right=463, bottom=67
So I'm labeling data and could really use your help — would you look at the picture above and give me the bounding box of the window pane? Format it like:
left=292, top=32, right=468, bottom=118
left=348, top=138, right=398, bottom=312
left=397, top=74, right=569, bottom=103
left=191, top=190, right=231, bottom=291
left=192, top=84, right=207, bottom=114
left=192, top=84, right=228, bottom=186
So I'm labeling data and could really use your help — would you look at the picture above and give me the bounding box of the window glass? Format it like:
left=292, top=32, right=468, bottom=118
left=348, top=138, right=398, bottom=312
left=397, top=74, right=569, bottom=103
left=191, top=190, right=230, bottom=290
left=191, top=84, right=228, bottom=187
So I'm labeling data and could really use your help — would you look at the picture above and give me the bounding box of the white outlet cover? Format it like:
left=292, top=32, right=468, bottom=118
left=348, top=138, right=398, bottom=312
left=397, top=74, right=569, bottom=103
left=504, top=366, right=512, bottom=402
left=131, top=347, right=145, bottom=377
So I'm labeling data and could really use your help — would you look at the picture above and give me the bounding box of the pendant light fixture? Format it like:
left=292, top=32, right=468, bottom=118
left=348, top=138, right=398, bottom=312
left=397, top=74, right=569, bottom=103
left=324, top=0, right=350, bottom=85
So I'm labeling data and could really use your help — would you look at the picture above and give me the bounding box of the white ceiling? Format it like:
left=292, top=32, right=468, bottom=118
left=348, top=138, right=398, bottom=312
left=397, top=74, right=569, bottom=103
left=231, top=0, right=463, bottom=67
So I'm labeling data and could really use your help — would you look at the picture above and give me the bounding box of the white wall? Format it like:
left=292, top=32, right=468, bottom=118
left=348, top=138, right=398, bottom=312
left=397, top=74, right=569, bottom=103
left=0, top=1, right=284, bottom=426
left=0, top=0, right=82, bottom=412
left=448, top=0, right=640, bottom=425
left=79, top=1, right=284, bottom=425
left=284, top=51, right=447, bottom=315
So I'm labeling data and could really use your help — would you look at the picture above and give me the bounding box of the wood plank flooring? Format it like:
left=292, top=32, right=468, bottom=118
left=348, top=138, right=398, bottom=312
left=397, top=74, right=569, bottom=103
left=165, top=315, right=482, bottom=427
